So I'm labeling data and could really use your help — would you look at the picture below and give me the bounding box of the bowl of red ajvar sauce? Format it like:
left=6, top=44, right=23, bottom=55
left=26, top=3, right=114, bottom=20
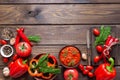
left=59, top=45, right=81, bottom=68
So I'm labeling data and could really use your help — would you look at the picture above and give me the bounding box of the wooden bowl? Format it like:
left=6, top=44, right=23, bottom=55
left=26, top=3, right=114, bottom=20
left=59, top=45, right=81, bottom=68
left=30, top=53, right=58, bottom=80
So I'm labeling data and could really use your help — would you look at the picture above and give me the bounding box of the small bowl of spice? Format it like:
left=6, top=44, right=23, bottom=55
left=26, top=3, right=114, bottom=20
left=0, top=45, right=14, bottom=58
left=59, top=45, right=81, bottom=68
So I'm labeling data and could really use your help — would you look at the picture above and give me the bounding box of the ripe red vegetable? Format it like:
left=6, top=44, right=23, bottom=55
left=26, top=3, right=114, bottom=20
left=9, top=58, right=28, bottom=78
left=95, top=58, right=116, bottom=80
left=78, top=64, right=84, bottom=71
left=16, top=42, right=32, bottom=57
left=64, top=68, right=79, bottom=80
left=83, top=69, right=89, bottom=75
left=12, top=54, right=19, bottom=61
left=0, top=40, right=7, bottom=45
left=93, top=28, right=100, bottom=36
left=94, top=56, right=101, bottom=63
left=88, top=72, right=94, bottom=78
left=17, top=28, right=32, bottom=46
left=96, top=45, right=103, bottom=53
left=86, top=65, right=93, bottom=71
left=3, top=58, right=8, bottom=63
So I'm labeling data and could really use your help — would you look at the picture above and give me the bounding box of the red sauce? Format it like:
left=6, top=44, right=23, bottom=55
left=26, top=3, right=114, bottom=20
left=59, top=46, right=81, bottom=67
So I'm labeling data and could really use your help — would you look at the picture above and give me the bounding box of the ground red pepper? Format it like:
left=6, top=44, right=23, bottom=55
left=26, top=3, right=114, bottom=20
left=9, top=58, right=28, bottom=78
left=95, top=57, right=116, bottom=80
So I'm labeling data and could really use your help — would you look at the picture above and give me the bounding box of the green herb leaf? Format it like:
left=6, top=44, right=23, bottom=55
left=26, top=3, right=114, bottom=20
left=28, top=35, right=41, bottom=42
left=34, top=54, right=48, bottom=69
left=39, top=67, right=61, bottom=74
left=95, top=26, right=111, bottom=46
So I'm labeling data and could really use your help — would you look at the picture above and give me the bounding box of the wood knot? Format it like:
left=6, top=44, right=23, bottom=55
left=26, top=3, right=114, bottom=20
left=27, top=10, right=40, bottom=17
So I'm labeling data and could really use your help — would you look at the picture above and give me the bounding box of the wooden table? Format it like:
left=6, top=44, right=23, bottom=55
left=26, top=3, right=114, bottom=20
left=0, top=0, right=120, bottom=80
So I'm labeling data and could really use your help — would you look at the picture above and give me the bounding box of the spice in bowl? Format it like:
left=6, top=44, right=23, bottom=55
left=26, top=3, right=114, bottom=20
left=59, top=45, right=81, bottom=68
left=0, top=45, right=14, bottom=58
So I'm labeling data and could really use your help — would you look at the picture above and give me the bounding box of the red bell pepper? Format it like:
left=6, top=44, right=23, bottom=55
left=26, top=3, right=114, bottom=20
left=9, top=58, right=28, bottom=78
left=95, top=57, right=116, bottom=80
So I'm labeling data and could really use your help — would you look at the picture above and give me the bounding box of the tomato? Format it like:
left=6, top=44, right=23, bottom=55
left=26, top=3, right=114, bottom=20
left=64, top=68, right=79, bottom=80
left=78, top=64, right=84, bottom=71
left=0, top=40, right=7, bottom=45
left=88, top=72, right=94, bottom=78
left=93, top=28, right=100, bottom=36
left=83, top=69, right=89, bottom=75
left=96, top=45, right=103, bottom=53
left=86, top=65, right=93, bottom=71
left=3, top=58, right=8, bottom=63
left=16, top=42, right=32, bottom=57
left=12, top=54, right=19, bottom=61
left=94, top=56, right=100, bottom=63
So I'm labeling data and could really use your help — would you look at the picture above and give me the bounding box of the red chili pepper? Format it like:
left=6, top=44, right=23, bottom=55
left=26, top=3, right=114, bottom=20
left=0, top=40, right=7, bottom=45
left=95, top=57, right=116, bottom=80
left=14, top=28, right=24, bottom=47
left=9, top=58, right=28, bottom=78
left=17, top=28, right=32, bottom=46
left=94, top=36, right=119, bottom=63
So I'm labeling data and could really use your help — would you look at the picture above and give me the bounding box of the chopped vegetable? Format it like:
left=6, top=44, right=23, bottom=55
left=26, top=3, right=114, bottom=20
left=95, top=26, right=111, bottom=46
left=34, top=54, right=48, bottom=68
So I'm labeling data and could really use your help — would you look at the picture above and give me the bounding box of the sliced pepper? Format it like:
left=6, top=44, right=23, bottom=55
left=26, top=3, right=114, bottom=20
left=47, top=55, right=57, bottom=67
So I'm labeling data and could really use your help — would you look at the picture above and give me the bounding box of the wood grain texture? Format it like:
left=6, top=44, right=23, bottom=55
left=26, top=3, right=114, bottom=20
left=0, top=25, right=119, bottom=45
left=0, top=0, right=120, bottom=3
left=0, top=4, right=120, bottom=24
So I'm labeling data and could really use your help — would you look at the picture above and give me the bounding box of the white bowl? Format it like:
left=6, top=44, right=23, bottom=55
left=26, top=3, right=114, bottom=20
left=0, top=45, right=14, bottom=58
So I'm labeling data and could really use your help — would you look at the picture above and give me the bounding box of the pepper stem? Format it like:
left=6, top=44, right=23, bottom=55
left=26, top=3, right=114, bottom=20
left=106, top=57, right=114, bottom=72
left=68, top=73, right=73, bottom=80
left=22, top=59, right=28, bottom=64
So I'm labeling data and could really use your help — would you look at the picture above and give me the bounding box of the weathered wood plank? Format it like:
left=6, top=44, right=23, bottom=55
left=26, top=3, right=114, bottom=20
left=0, top=45, right=88, bottom=65
left=0, top=25, right=119, bottom=45
left=0, top=4, right=119, bottom=24
left=0, top=0, right=120, bottom=3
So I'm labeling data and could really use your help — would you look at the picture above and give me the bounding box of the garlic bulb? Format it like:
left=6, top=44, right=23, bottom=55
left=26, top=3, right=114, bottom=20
left=82, top=53, right=87, bottom=60
left=3, top=67, right=10, bottom=77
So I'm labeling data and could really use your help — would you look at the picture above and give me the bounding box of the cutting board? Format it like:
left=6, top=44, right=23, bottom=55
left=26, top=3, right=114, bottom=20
left=90, top=26, right=120, bottom=66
